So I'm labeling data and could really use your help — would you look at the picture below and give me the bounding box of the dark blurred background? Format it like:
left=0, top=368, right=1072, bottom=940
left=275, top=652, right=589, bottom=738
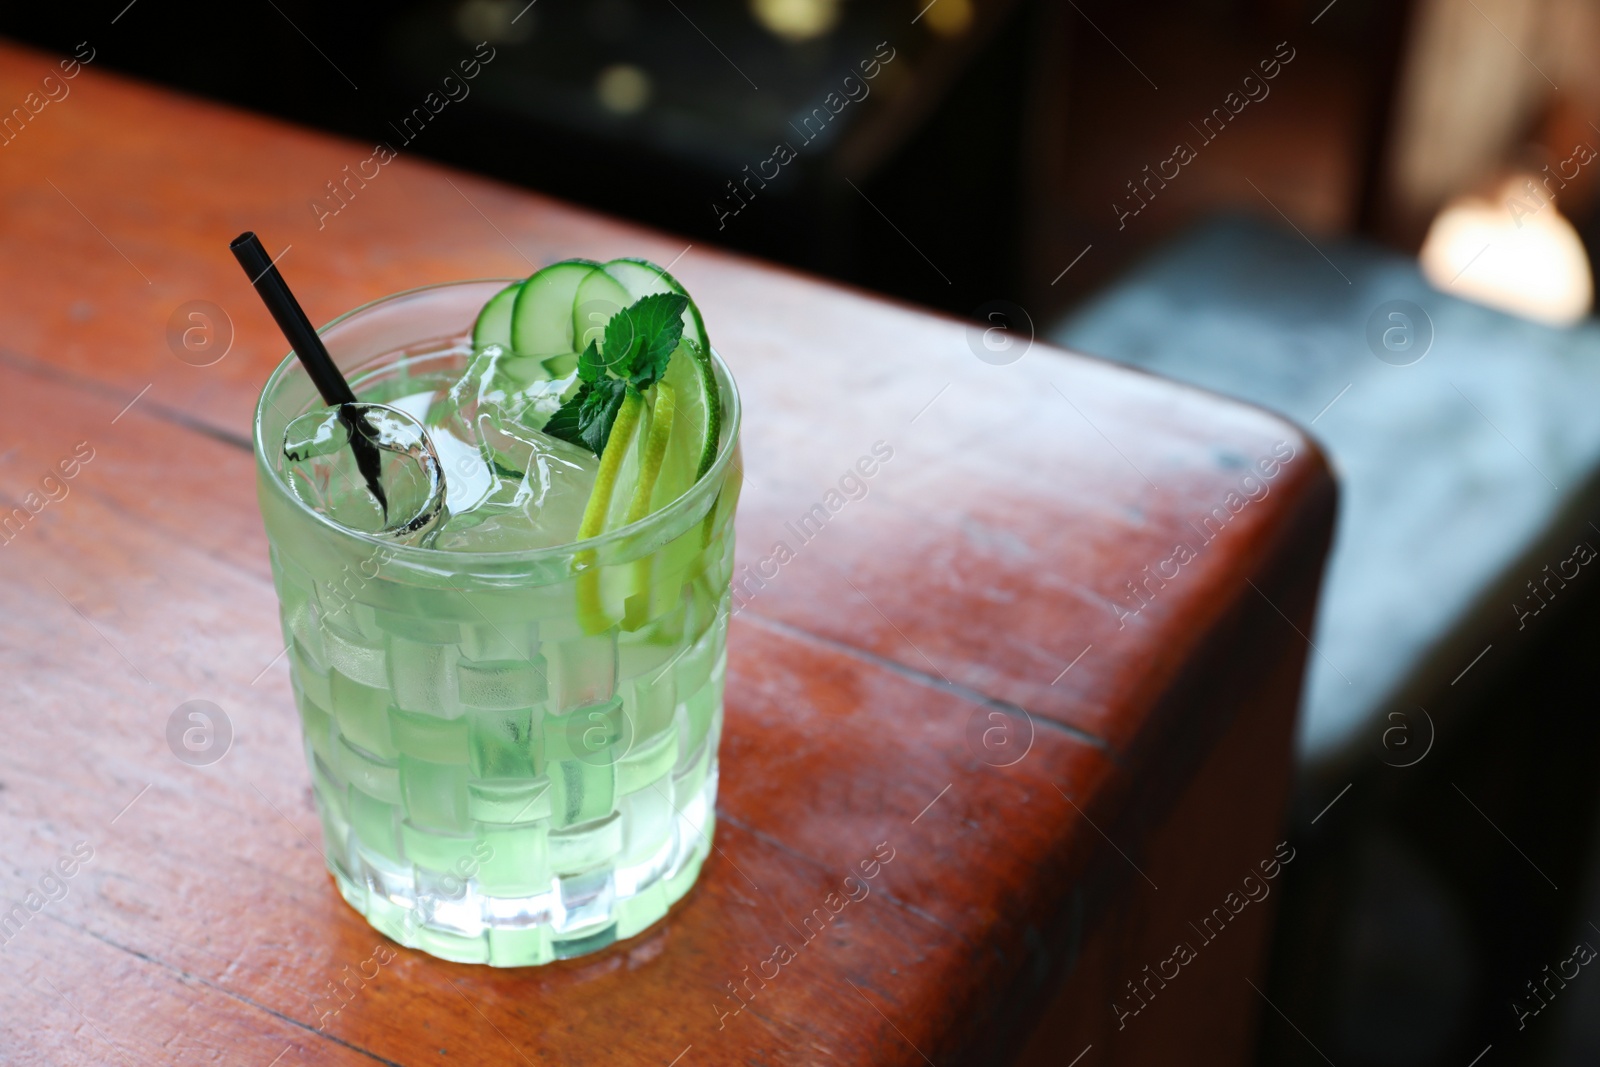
left=9, top=0, right=1598, bottom=317
left=10, top=1, right=1600, bottom=1063
left=0, top=0, right=1432, bottom=320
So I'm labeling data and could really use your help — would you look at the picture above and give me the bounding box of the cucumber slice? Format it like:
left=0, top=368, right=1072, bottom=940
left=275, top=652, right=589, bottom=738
left=540, top=352, right=580, bottom=378
left=511, top=259, right=602, bottom=357
left=572, top=268, right=633, bottom=357
left=500, top=352, right=562, bottom=390
left=602, top=257, right=710, bottom=354
left=473, top=282, right=519, bottom=350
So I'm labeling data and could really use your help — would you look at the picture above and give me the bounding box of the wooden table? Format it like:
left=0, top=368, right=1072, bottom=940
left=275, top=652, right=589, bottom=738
left=0, top=40, right=1335, bottom=1066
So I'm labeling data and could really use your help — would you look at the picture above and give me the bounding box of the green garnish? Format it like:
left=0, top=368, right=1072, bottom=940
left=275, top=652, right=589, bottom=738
left=626, top=380, right=676, bottom=524
left=575, top=391, right=645, bottom=541
left=481, top=263, right=713, bottom=634
left=544, top=292, right=689, bottom=456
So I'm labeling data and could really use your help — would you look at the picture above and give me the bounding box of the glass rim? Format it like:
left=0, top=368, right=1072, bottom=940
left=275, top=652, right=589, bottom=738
left=253, top=277, right=742, bottom=566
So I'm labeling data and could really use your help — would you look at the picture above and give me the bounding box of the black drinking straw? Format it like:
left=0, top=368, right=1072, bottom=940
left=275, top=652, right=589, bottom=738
left=230, top=232, right=388, bottom=517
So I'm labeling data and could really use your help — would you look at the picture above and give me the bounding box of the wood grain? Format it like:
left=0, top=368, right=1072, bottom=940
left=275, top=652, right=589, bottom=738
left=0, top=40, right=1336, bottom=1066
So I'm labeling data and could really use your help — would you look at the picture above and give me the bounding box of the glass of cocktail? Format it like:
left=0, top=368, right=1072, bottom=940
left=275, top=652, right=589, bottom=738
left=253, top=267, right=740, bottom=966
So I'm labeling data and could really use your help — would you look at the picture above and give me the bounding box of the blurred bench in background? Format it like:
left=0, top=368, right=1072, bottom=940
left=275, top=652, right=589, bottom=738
left=1053, top=214, right=1600, bottom=1065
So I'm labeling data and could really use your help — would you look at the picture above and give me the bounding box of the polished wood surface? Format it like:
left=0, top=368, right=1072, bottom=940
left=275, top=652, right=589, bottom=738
left=0, top=41, right=1336, bottom=1065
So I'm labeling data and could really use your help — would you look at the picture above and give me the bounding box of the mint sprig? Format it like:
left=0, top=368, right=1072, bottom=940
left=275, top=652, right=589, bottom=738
left=545, top=292, right=688, bottom=456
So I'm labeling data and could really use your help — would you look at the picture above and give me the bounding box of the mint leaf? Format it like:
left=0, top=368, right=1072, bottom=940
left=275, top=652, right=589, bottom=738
left=545, top=293, right=688, bottom=457
left=541, top=387, right=585, bottom=446
left=604, top=292, right=688, bottom=390
left=628, top=331, right=683, bottom=391
left=578, top=379, right=629, bottom=454
left=576, top=338, right=606, bottom=383
left=545, top=378, right=629, bottom=456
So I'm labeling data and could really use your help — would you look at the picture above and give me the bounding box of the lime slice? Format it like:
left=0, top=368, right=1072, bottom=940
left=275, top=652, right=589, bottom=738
left=578, top=391, right=645, bottom=540
left=594, top=342, right=718, bottom=532
left=661, top=339, right=721, bottom=487
left=627, top=381, right=676, bottom=524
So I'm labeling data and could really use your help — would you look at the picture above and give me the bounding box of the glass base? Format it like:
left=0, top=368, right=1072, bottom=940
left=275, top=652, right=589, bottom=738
left=329, top=769, right=717, bottom=967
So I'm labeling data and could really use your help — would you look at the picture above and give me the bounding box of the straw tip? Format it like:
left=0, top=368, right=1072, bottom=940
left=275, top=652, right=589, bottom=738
left=230, top=231, right=259, bottom=251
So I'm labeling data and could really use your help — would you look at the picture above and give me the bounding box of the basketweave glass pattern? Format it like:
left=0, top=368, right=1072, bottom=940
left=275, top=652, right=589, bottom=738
left=254, top=281, right=741, bottom=967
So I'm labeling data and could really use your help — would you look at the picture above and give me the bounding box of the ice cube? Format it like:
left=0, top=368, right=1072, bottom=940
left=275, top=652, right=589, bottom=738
left=421, top=417, right=495, bottom=517
left=429, top=343, right=575, bottom=432
left=410, top=344, right=597, bottom=551
left=282, top=402, right=446, bottom=542
left=427, top=412, right=597, bottom=552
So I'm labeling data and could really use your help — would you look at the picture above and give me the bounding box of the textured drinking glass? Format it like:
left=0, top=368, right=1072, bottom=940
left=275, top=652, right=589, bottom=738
left=254, top=280, right=741, bottom=966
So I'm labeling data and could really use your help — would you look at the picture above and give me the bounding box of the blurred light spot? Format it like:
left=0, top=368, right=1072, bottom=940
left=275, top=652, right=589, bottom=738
left=750, top=0, right=840, bottom=43
left=1419, top=176, right=1592, bottom=326
left=922, top=0, right=973, bottom=37
left=597, top=64, right=652, bottom=114
left=456, top=0, right=535, bottom=44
